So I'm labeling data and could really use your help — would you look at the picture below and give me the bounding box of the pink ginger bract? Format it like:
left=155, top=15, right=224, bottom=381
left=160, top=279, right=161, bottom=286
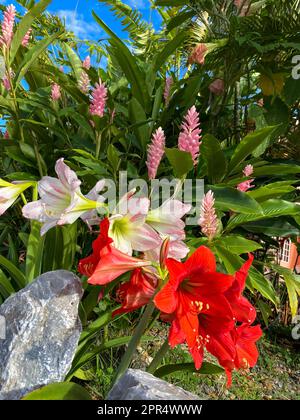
left=178, top=105, right=202, bottom=165
left=22, top=28, right=32, bottom=47
left=51, top=83, right=61, bottom=101
left=90, top=80, right=107, bottom=117
left=243, top=164, right=254, bottom=177
left=1, top=4, right=16, bottom=48
left=79, top=71, right=90, bottom=93
left=164, top=76, right=173, bottom=106
left=82, top=56, right=91, bottom=70
left=146, top=127, right=166, bottom=180
left=198, top=190, right=218, bottom=240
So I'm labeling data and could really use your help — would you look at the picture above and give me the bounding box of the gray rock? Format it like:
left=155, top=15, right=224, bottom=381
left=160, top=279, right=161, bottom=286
left=107, top=369, right=200, bottom=400
left=0, top=270, right=83, bottom=400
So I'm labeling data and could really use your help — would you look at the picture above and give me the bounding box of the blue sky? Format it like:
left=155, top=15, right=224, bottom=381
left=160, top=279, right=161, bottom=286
left=4, top=0, right=161, bottom=41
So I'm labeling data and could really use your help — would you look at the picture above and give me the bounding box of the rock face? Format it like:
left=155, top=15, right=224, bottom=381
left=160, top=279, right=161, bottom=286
left=107, top=369, right=200, bottom=400
left=0, top=270, right=83, bottom=400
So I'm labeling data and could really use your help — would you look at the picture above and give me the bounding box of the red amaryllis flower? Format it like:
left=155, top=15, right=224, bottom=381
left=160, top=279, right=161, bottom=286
left=88, top=245, right=151, bottom=286
left=234, top=323, right=262, bottom=370
left=206, top=323, right=262, bottom=386
left=78, top=218, right=112, bottom=276
left=154, top=246, right=234, bottom=350
left=225, top=254, right=256, bottom=324
left=113, top=268, right=157, bottom=317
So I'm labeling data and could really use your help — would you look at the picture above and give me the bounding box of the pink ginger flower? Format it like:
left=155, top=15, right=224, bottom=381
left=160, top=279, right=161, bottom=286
left=198, top=190, right=218, bottom=241
left=178, top=106, right=202, bottom=165
left=164, top=76, right=173, bottom=106
left=82, top=55, right=91, bottom=70
left=188, top=43, right=208, bottom=65
left=243, top=164, right=254, bottom=177
left=3, top=130, right=9, bottom=139
left=209, top=78, right=224, bottom=96
left=51, top=83, right=61, bottom=101
left=90, top=80, right=107, bottom=117
left=1, top=4, right=16, bottom=48
left=237, top=164, right=255, bottom=191
left=2, top=75, right=10, bottom=91
left=78, top=71, right=90, bottom=93
left=146, top=127, right=165, bottom=180
left=22, top=28, right=32, bottom=47
left=237, top=179, right=255, bottom=192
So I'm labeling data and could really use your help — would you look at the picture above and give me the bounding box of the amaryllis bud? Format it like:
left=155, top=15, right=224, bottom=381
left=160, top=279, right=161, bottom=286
left=164, top=76, right=173, bottom=106
left=82, top=55, right=91, bottom=70
left=89, top=80, right=107, bottom=117
left=22, top=28, right=32, bottom=47
left=146, top=127, right=166, bottom=180
left=209, top=78, right=224, bottom=96
left=243, top=164, right=254, bottom=177
left=160, top=237, right=170, bottom=270
left=1, top=4, right=16, bottom=48
left=198, top=190, right=218, bottom=241
left=51, top=83, right=61, bottom=101
left=188, top=43, right=208, bottom=65
left=78, top=71, right=90, bottom=93
left=178, top=106, right=202, bottom=165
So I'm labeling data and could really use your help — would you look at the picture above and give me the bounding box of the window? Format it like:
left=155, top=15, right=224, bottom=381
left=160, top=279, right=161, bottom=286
left=281, top=239, right=291, bottom=263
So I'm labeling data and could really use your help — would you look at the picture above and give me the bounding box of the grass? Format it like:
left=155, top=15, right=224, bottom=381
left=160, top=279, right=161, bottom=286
left=81, top=322, right=300, bottom=400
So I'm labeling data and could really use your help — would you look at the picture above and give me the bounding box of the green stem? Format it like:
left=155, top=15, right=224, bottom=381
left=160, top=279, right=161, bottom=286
left=34, top=143, right=44, bottom=178
left=95, top=131, right=102, bottom=159
left=112, top=302, right=155, bottom=384
left=147, top=338, right=170, bottom=374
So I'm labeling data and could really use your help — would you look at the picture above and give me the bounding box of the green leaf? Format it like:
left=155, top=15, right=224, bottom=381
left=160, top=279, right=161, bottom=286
left=93, top=11, right=149, bottom=108
left=215, top=236, right=262, bottom=254
left=69, top=336, right=151, bottom=376
left=165, top=148, right=194, bottom=178
left=0, top=269, right=16, bottom=298
left=154, top=362, right=224, bottom=378
left=128, top=97, right=150, bottom=152
left=15, top=31, right=63, bottom=85
left=63, top=44, right=83, bottom=80
left=0, top=255, right=26, bottom=290
left=26, top=221, right=45, bottom=283
left=228, top=126, right=278, bottom=174
left=22, top=382, right=91, bottom=400
left=61, top=224, right=78, bottom=271
left=166, top=10, right=194, bottom=32
left=209, top=186, right=262, bottom=214
left=10, top=0, right=52, bottom=64
left=201, top=134, right=227, bottom=183
left=248, top=184, right=295, bottom=202
left=253, top=164, right=300, bottom=177
left=107, top=144, right=121, bottom=172
left=283, top=77, right=300, bottom=106
left=242, top=218, right=300, bottom=237
left=270, top=264, right=300, bottom=317
left=214, top=245, right=278, bottom=305
left=153, top=31, right=186, bottom=72
left=227, top=200, right=300, bottom=231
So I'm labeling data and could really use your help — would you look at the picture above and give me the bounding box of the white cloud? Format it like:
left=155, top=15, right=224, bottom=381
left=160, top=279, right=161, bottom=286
left=56, top=10, right=102, bottom=39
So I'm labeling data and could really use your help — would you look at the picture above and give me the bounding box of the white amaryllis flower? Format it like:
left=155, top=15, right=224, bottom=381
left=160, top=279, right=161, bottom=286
left=108, top=190, right=161, bottom=256
left=0, top=179, right=35, bottom=216
left=145, top=237, right=190, bottom=263
left=146, top=198, right=191, bottom=240
left=22, top=158, right=105, bottom=235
